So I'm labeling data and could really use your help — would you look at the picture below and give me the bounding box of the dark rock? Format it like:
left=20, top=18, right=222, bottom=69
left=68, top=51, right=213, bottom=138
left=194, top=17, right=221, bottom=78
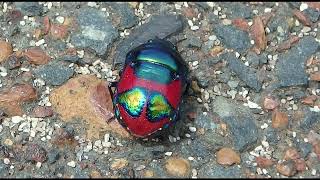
left=225, top=2, right=253, bottom=19
left=182, top=35, right=202, bottom=48
left=106, top=2, right=139, bottom=29
left=275, top=36, right=319, bottom=87
left=223, top=53, right=262, bottom=92
left=213, top=24, right=251, bottom=53
left=303, top=8, right=320, bottom=23
left=300, top=109, right=320, bottom=131
left=198, top=161, right=242, bottom=178
left=265, top=128, right=280, bottom=145
left=48, top=149, right=60, bottom=164
left=218, top=68, right=232, bottom=83
left=34, top=62, right=74, bottom=86
left=195, top=2, right=211, bottom=10
left=194, top=68, right=211, bottom=88
left=14, top=2, right=43, bottom=16
left=194, top=113, right=218, bottom=130
left=268, top=15, right=289, bottom=35
left=208, top=12, right=220, bottom=25
left=58, top=55, right=82, bottom=64
left=25, top=143, right=47, bottom=163
left=246, top=51, right=260, bottom=69
left=206, top=56, right=223, bottom=65
left=298, top=142, right=313, bottom=158
left=212, top=96, right=259, bottom=152
left=0, top=162, right=9, bottom=177
left=70, top=8, right=118, bottom=56
left=113, top=14, right=184, bottom=66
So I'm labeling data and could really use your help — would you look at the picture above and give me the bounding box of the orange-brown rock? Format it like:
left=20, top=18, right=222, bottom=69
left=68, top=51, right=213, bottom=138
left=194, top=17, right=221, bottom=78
left=293, top=10, right=312, bottom=26
left=301, top=95, right=318, bottom=105
left=111, top=158, right=128, bottom=170
left=165, top=157, right=191, bottom=177
left=0, top=84, right=37, bottom=116
left=250, top=16, right=266, bottom=54
left=50, top=75, right=130, bottom=140
left=272, top=110, right=289, bottom=129
left=307, top=2, right=320, bottom=10
left=50, top=24, right=69, bottom=40
left=216, top=147, right=241, bottom=166
left=23, top=47, right=51, bottom=65
left=284, top=148, right=300, bottom=161
left=232, top=18, right=249, bottom=31
left=0, top=40, right=13, bottom=63
left=263, top=96, right=279, bottom=110
left=294, top=159, right=306, bottom=172
left=310, top=72, right=320, bottom=81
left=277, top=36, right=300, bottom=52
left=255, top=156, right=274, bottom=168
left=276, top=160, right=297, bottom=177
left=32, top=106, right=53, bottom=118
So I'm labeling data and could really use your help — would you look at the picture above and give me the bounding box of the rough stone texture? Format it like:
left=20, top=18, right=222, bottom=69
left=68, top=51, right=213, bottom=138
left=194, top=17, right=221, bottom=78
left=276, top=36, right=319, bottom=87
left=113, top=14, right=184, bottom=66
left=198, top=161, right=242, bottom=178
left=49, top=75, right=130, bottom=140
left=34, top=62, right=74, bottom=86
left=70, top=8, right=118, bottom=56
left=213, top=25, right=251, bottom=53
left=14, top=2, right=43, bottom=16
left=223, top=52, right=262, bottom=92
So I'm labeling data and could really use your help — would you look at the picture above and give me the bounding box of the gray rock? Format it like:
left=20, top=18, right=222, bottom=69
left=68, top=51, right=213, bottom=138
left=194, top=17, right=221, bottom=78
left=265, top=128, right=280, bottom=145
left=268, top=15, right=289, bottom=35
left=182, top=36, right=202, bottom=48
left=300, top=110, right=320, bottom=131
left=276, top=36, right=319, bottom=87
left=15, top=2, right=43, bottom=16
left=218, top=68, right=232, bottom=83
left=246, top=51, right=261, bottom=69
left=213, top=25, right=251, bottom=53
left=225, top=2, right=253, bottom=19
left=194, top=113, right=218, bottom=130
left=223, top=53, right=262, bottom=92
left=0, top=162, right=8, bottom=177
left=198, top=161, right=243, bottom=178
left=70, top=8, right=118, bottom=56
left=113, top=14, right=184, bottom=66
left=48, top=149, right=60, bottom=164
left=34, top=62, right=74, bottom=86
left=212, top=96, right=259, bottom=152
left=228, top=80, right=240, bottom=89
left=195, top=2, right=211, bottom=10
left=303, top=8, right=320, bottom=23
left=58, top=55, right=82, bottom=64
left=107, top=2, right=139, bottom=29
left=298, top=142, right=313, bottom=158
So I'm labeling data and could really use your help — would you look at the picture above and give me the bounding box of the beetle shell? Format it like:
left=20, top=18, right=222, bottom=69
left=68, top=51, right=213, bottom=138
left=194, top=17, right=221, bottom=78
left=113, top=38, right=189, bottom=138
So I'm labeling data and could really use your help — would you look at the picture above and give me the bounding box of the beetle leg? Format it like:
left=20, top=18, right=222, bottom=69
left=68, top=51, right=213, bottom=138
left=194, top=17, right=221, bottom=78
left=108, top=81, right=118, bottom=99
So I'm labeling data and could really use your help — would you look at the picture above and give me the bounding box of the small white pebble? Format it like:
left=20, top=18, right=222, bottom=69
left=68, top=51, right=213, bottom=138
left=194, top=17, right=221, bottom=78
left=35, top=39, right=45, bottom=46
left=20, top=21, right=26, bottom=26
left=67, top=161, right=76, bottom=167
left=36, top=162, right=42, bottom=168
left=165, top=152, right=173, bottom=156
left=264, top=8, right=272, bottom=13
left=189, top=126, right=197, bottom=132
left=3, top=158, right=10, bottom=165
left=261, top=123, right=268, bottom=129
left=300, top=3, right=308, bottom=12
left=311, top=169, right=317, bottom=176
left=47, top=2, right=52, bottom=9
left=191, top=26, right=199, bottom=31
left=56, top=16, right=65, bottom=24
left=292, top=132, right=297, bottom=138
left=188, top=157, right=195, bottom=161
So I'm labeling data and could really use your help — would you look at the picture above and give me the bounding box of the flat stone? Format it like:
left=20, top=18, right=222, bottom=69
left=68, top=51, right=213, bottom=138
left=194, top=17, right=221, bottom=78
left=113, top=14, right=184, bottom=66
left=34, top=62, right=74, bottom=86
left=106, top=2, right=139, bottom=30
left=165, top=158, right=191, bottom=177
left=300, top=109, right=320, bottom=131
left=224, top=2, right=253, bottom=19
left=198, top=161, right=242, bottom=178
left=212, top=96, right=258, bottom=152
left=275, top=36, right=319, bottom=87
left=70, top=8, right=118, bottom=56
left=303, top=8, right=320, bottom=23
left=15, top=2, right=43, bottom=16
left=223, top=52, right=262, bottom=92
left=213, top=24, right=251, bottom=53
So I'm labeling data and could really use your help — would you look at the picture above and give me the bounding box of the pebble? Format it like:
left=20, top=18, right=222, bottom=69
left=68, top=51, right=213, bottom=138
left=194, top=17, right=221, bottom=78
left=67, top=161, right=76, bottom=168
left=11, top=116, right=24, bottom=124
left=3, top=158, right=10, bottom=165
left=300, top=3, right=308, bottom=11
left=165, top=158, right=191, bottom=177
left=56, top=16, right=64, bottom=24
left=216, top=148, right=241, bottom=165
left=165, top=152, right=173, bottom=156
left=189, top=126, right=197, bottom=132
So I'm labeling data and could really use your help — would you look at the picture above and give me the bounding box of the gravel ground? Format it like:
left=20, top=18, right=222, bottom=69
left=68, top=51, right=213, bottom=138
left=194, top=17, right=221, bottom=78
left=0, top=2, right=320, bottom=178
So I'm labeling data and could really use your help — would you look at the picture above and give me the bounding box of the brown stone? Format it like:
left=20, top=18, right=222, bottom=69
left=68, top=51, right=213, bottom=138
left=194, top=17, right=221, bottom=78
left=284, top=148, right=300, bottom=161
left=51, top=128, right=78, bottom=148
left=250, top=16, right=266, bottom=54
left=210, top=46, right=224, bottom=57
left=90, top=170, right=102, bottom=178
left=272, top=110, right=289, bottom=129
left=255, top=156, right=274, bottom=168
left=216, top=147, right=241, bottom=166
left=111, top=158, right=128, bottom=170
left=50, top=24, right=69, bottom=40
left=0, top=84, right=37, bottom=116
left=43, top=16, right=51, bottom=35
left=165, top=158, right=191, bottom=177
left=0, top=40, right=13, bottom=63
left=50, top=75, right=130, bottom=140
left=182, top=7, right=197, bottom=18
left=144, top=170, right=154, bottom=178
left=263, top=96, right=279, bottom=110
left=310, top=72, right=320, bottom=81
left=261, top=12, right=274, bottom=26
left=6, top=10, right=23, bottom=23
left=34, top=28, right=43, bottom=40
left=294, top=159, right=306, bottom=172
left=23, top=47, right=51, bottom=65
left=276, top=160, right=297, bottom=177
left=301, top=95, right=318, bottom=105
left=232, top=18, right=249, bottom=31
left=277, top=36, right=300, bottom=52
left=293, top=10, right=312, bottom=26
left=307, top=2, right=320, bottom=10
left=32, top=106, right=53, bottom=118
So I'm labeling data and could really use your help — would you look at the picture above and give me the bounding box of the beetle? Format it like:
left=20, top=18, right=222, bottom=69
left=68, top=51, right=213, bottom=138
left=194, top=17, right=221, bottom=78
left=108, top=38, right=190, bottom=138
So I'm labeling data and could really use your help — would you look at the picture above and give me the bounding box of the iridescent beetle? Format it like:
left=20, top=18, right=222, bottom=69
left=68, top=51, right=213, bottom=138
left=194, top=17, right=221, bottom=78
left=108, top=38, right=189, bottom=138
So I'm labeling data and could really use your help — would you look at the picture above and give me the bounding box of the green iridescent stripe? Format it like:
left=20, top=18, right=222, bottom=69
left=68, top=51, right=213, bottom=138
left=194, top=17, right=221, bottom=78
left=117, top=87, right=147, bottom=117
left=135, top=62, right=172, bottom=84
left=136, top=49, right=178, bottom=71
left=147, top=93, right=172, bottom=122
